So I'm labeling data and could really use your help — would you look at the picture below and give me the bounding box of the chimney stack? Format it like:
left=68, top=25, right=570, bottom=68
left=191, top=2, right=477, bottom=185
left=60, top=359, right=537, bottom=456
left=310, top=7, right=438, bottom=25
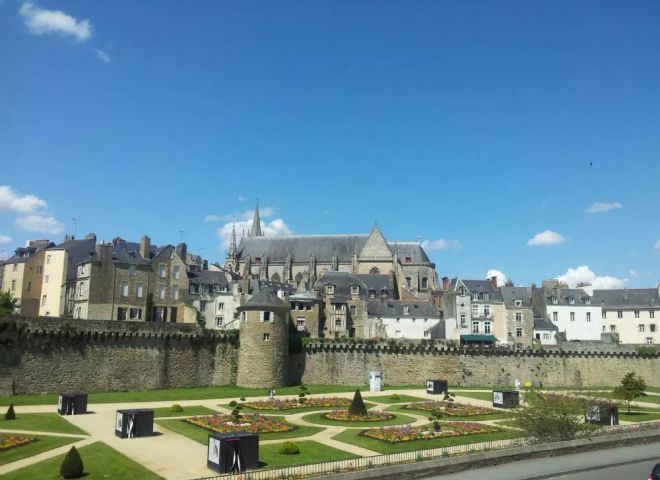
left=175, top=243, right=187, bottom=261
left=64, top=234, right=75, bottom=242
left=99, top=243, right=112, bottom=265
left=203, top=259, right=208, bottom=270
left=140, top=236, right=151, bottom=259
left=85, top=233, right=96, bottom=241
left=442, top=276, right=449, bottom=291
left=490, top=276, right=498, bottom=289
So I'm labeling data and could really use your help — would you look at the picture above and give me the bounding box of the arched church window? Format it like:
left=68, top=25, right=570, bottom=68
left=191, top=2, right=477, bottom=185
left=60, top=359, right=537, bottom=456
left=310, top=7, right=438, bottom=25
left=369, top=267, right=380, bottom=275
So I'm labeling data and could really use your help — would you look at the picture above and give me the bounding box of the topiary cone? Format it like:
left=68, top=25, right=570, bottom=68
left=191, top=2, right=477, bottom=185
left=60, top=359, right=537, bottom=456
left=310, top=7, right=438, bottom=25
left=349, top=388, right=367, bottom=416
left=60, top=446, right=84, bottom=479
left=4, top=403, right=16, bottom=420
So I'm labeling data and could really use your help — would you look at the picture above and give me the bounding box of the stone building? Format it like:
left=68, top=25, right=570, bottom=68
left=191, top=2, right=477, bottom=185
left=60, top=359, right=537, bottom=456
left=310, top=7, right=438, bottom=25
left=289, top=289, right=323, bottom=338
left=366, top=299, right=443, bottom=339
left=225, top=207, right=439, bottom=299
left=593, top=287, right=660, bottom=344
left=236, top=286, right=290, bottom=388
left=188, top=268, right=242, bottom=330
left=500, top=286, right=535, bottom=347
left=1, top=239, right=54, bottom=316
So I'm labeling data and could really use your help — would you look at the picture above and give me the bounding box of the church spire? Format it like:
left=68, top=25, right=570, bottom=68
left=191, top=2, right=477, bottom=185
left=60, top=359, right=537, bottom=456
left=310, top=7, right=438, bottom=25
left=249, top=202, right=263, bottom=237
left=229, top=222, right=237, bottom=255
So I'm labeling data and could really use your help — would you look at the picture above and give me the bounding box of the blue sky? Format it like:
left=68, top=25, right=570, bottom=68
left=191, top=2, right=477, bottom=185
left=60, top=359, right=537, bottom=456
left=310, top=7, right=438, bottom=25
left=1, top=0, right=659, bottom=288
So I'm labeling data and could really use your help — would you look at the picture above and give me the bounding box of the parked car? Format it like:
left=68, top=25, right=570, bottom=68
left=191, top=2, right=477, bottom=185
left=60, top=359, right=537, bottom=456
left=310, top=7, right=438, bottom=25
left=648, top=463, right=660, bottom=480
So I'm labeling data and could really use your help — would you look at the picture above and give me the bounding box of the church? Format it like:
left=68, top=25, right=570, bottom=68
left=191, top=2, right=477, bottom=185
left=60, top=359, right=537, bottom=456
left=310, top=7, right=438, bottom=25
left=224, top=206, right=439, bottom=300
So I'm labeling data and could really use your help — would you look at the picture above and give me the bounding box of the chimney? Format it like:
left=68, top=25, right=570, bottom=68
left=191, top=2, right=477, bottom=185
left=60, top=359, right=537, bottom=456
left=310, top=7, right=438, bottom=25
left=85, top=233, right=96, bottom=241
left=99, top=243, right=112, bottom=265
left=203, top=259, right=208, bottom=270
left=175, top=243, right=187, bottom=261
left=442, top=277, right=449, bottom=291
left=64, top=234, right=75, bottom=242
left=490, top=276, right=498, bottom=289
left=140, top=236, right=151, bottom=259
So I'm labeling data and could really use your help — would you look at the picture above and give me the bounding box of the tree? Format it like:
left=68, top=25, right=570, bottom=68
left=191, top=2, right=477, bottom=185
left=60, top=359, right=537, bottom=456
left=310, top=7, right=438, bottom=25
left=4, top=403, right=16, bottom=420
left=60, top=446, right=84, bottom=479
left=0, top=291, right=19, bottom=315
left=613, top=372, right=647, bottom=413
left=515, top=391, right=590, bottom=442
left=349, top=388, right=367, bottom=417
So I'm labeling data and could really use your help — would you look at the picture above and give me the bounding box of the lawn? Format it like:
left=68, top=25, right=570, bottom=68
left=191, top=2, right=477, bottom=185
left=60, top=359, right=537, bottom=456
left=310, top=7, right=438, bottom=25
left=231, top=401, right=376, bottom=415
left=152, top=405, right=219, bottom=418
left=156, top=418, right=324, bottom=444
left=453, top=391, right=494, bottom=402
left=332, top=428, right=522, bottom=454
left=1, top=442, right=163, bottom=480
left=259, top=441, right=358, bottom=469
left=620, top=411, right=660, bottom=423
left=300, top=411, right=416, bottom=428
left=388, top=404, right=513, bottom=421
left=0, top=435, right=77, bottom=466
left=365, top=394, right=428, bottom=404
left=0, top=413, right=87, bottom=435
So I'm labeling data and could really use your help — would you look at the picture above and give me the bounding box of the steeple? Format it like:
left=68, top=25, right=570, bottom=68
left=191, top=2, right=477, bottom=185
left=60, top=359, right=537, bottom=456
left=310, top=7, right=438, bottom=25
left=249, top=202, right=263, bottom=237
left=229, top=223, right=237, bottom=255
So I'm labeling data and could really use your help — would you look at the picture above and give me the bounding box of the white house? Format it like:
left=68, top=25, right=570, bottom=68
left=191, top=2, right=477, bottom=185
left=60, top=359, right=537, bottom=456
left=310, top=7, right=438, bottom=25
left=533, top=316, right=558, bottom=345
left=544, top=286, right=602, bottom=341
left=593, top=287, right=660, bottom=344
left=366, top=299, right=442, bottom=339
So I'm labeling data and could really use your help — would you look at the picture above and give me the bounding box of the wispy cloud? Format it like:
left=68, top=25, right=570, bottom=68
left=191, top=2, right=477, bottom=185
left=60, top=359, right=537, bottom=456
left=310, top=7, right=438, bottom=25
left=527, top=230, right=565, bottom=246
left=628, top=269, right=637, bottom=277
left=206, top=207, right=274, bottom=223
left=0, top=235, right=12, bottom=245
left=237, top=195, right=247, bottom=203
left=19, top=2, right=92, bottom=42
left=556, top=265, right=626, bottom=290
left=215, top=207, right=292, bottom=249
left=0, top=185, right=47, bottom=214
left=0, top=185, right=65, bottom=236
left=15, top=214, right=65, bottom=235
left=95, top=49, right=111, bottom=63
left=486, top=269, right=507, bottom=287
left=654, top=240, right=660, bottom=250
left=421, top=238, right=462, bottom=251
left=585, top=202, right=623, bottom=214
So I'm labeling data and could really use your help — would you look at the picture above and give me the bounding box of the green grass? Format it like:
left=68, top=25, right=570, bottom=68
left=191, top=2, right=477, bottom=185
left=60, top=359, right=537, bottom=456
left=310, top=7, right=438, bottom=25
left=452, top=391, right=494, bottom=402
left=645, top=387, right=660, bottom=394
left=0, top=413, right=87, bottom=435
left=156, top=418, right=324, bottom=444
left=152, top=405, right=219, bottom=418
left=388, top=404, right=513, bottom=421
left=300, top=411, right=416, bottom=428
left=0, top=435, right=77, bottom=466
left=332, top=428, right=522, bottom=454
left=365, top=394, right=429, bottom=404
left=1, top=441, right=163, bottom=480
left=259, top=440, right=358, bottom=469
left=232, top=401, right=376, bottom=415
left=620, top=411, right=660, bottom=423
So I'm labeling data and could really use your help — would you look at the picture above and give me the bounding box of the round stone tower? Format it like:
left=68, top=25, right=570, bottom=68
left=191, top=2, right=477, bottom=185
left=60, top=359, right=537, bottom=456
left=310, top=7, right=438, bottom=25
left=236, top=286, right=290, bottom=388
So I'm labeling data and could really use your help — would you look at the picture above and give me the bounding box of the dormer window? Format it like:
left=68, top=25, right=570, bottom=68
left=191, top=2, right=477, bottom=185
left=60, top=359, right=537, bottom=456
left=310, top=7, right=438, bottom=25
left=569, top=296, right=575, bottom=305
left=483, top=293, right=489, bottom=300
left=403, top=305, right=410, bottom=315
left=369, top=290, right=376, bottom=298
left=254, top=257, right=261, bottom=265
left=350, top=285, right=360, bottom=295
left=326, top=284, right=335, bottom=295
left=459, top=287, right=465, bottom=295
left=585, top=298, right=591, bottom=305
left=514, top=299, right=522, bottom=307
left=404, top=256, right=412, bottom=263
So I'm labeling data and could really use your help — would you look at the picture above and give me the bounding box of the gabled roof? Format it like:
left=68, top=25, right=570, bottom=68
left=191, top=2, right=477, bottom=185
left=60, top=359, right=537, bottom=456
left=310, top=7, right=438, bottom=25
left=238, top=286, right=289, bottom=311
left=593, top=288, right=660, bottom=309
left=367, top=299, right=439, bottom=318
left=48, top=237, right=97, bottom=283
left=188, top=269, right=229, bottom=287
left=449, top=278, right=502, bottom=301
left=315, top=272, right=394, bottom=300
left=500, top=286, right=533, bottom=307
left=5, top=240, right=54, bottom=264
left=545, top=287, right=593, bottom=306
left=534, top=316, right=558, bottom=331
left=360, top=224, right=391, bottom=260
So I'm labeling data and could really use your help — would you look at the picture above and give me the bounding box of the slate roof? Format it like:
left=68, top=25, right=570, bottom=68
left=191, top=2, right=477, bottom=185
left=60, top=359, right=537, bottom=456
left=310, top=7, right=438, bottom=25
left=534, top=316, right=559, bottom=331
left=592, top=288, right=660, bottom=309
left=238, top=286, right=289, bottom=311
left=315, top=272, right=395, bottom=300
left=188, top=269, right=229, bottom=287
left=500, top=286, right=533, bottom=308
left=449, top=278, right=503, bottom=301
left=545, top=287, right=593, bottom=306
left=5, top=240, right=54, bottom=264
left=236, top=235, right=432, bottom=265
left=47, top=237, right=97, bottom=283
left=367, top=299, right=440, bottom=318
left=79, top=238, right=170, bottom=266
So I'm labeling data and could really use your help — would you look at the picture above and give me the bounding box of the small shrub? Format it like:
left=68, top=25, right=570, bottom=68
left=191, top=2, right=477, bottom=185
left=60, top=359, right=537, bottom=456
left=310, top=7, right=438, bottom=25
left=278, top=441, right=300, bottom=455
left=229, top=400, right=237, bottom=407
left=170, top=404, right=184, bottom=413
left=60, top=446, right=84, bottom=479
left=389, top=394, right=401, bottom=401
left=427, top=416, right=434, bottom=421
left=298, top=392, right=306, bottom=399
left=5, top=403, right=16, bottom=420
left=240, top=397, right=246, bottom=401
left=433, top=420, right=441, bottom=431
left=349, top=389, right=368, bottom=417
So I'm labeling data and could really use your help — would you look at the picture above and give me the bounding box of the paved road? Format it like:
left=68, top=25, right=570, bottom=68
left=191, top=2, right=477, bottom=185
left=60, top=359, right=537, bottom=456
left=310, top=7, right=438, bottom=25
left=425, top=441, right=660, bottom=480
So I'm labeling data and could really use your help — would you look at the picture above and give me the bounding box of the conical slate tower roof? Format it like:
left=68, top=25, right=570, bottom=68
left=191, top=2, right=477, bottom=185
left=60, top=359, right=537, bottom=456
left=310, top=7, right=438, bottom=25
left=238, top=286, right=289, bottom=311
left=249, top=205, right=263, bottom=237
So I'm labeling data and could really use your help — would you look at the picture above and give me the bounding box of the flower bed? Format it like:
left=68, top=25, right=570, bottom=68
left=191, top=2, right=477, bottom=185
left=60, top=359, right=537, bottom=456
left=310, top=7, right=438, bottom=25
left=186, top=414, right=295, bottom=434
left=404, top=401, right=497, bottom=416
left=0, top=434, right=36, bottom=452
left=324, top=410, right=394, bottom=422
left=243, top=396, right=351, bottom=411
left=362, top=422, right=500, bottom=443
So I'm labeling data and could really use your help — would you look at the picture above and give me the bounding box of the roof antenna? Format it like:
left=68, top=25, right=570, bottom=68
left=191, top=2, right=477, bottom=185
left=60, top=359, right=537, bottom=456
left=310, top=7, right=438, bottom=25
left=72, top=218, right=78, bottom=237
left=179, top=230, right=185, bottom=243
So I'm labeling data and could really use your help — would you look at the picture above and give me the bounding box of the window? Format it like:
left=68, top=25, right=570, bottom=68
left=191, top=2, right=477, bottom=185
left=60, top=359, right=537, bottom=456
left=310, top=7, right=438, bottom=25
left=570, top=312, right=575, bottom=322
left=350, top=285, right=360, bottom=295
left=569, top=296, right=575, bottom=305
left=41, top=295, right=47, bottom=306
left=263, top=333, right=270, bottom=341
left=651, top=310, right=656, bottom=319
left=610, top=325, right=616, bottom=332
left=129, top=308, right=142, bottom=320
left=46, top=254, right=51, bottom=265
left=241, top=312, right=247, bottom=323
left=254, top=257, right=261, bottom=265
left=586, top=312, right=591, bottom=322
left=602, top=311, right=607, bottom=319
left=617, top=310, right=623, bottom=319
left=634, top=310, right=640, bottom=318
left=200, top=300, right=207, bottom=311
left=552, top=312, right=558, bottom=322
left=403, top=305, right=410, bottom=315
left=460, top=314, right=466, bottom=327
left=646, top=337, right=654, bottom=344
left=639, top=324, right=646, bottom=332
left=516, top=328, right=523, bottom=337
left=12, top=264, right=17, bottom=272
left=424, top=330, right=430, bottom=338
left=405, top=277, right=411, bottom=287
left=218, top=302, right=224, bottom=311
left=543, top=333, right=550, bottom=340
left=335, top=318, right=342, bottom=328
left=484, top=322, right=491, bottom=333
left=405, top=256, right=412, bottom=263
left=650, top=324, right=656, bottom=333
left=369, top=267, right=380, bottom=274
left=117, top=308, right=127, bottom=321
left=173, top=266, right=180, bottom=279
left=421, top=277, right=428, bottom=289
left=472, top=322, right=479, bottom=333
left=585, top=298, right=591, bottom=305
left=159, top=285, right=165, bottom=300
left=472, top=304, right=478, bottom=315
left=515, top=312, right=522, bottom=322
left=44, top=274, right=49, bottom=284
left=350, top=305, right=356, bottom=316
left=190, top=284, right=199, bottom=294
left=514, top=299, right=522, bottom=307
left=459, top=287, right=465, bottom=295
left=326, top=284, right=335, bottom=295
left=172, top=285, right=179, bottom=300
left=129, top=265, right=136, bottom=276
left=11, top=280, right=15, bottom=291
left=136, top=283, right=143, bottom=298
left=121, top=281, right=128, bottom=297
left=216, top=317, right=224, bottom=328
left=484, top=305, right=490, bottom=316
left=297, top=318, right=305, bottom=331
left=159, top=264, right=166, bottom=278
left=26, top=281, right=31, bottom=291
left=261, top=311, right=272, bottom=322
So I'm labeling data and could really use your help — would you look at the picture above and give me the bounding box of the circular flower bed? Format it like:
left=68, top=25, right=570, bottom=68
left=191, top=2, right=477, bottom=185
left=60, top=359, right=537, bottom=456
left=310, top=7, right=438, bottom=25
left=362, top=421, right=500, bottom=443
left=186, top=414, right=295, bottom=434
left=323, top=409, right=395, bottom=422
left=0, top=434, right=36, bottom=452
left=243, top=396, right=351, bottom=411
left=404, top=401, right=497, bottom=416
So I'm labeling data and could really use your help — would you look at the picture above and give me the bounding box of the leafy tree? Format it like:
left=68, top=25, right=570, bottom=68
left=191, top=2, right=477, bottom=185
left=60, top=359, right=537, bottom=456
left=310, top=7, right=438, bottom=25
left=0, top=291, right=19, bottom=315
left=4, top=403, right=16, bottom=420
left=613, top=372, right=647, bottom=413
left=515, top=391, right=590, bottom=442
left=349, top=388, right=367, bottom=416
left=60, top=446, right=84, bottom=479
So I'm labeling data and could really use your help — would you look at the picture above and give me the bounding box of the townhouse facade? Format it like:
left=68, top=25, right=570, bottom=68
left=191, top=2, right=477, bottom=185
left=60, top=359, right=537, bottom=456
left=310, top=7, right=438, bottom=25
left=366, top=299, right=443, bottom=339
left=594, top=287, right=660, bottom=344
left=539, top=280, right=603, bottom=341
left=500, top=286, right=535, bottom=347
left=188, top=268, right=242, bottom=330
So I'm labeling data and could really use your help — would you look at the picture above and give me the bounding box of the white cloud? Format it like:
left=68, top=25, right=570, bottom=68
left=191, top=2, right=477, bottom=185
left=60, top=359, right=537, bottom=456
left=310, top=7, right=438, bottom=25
left=19, top=2, right=92, bottom=41
left=421, top=239, right=462, bottom=251
left=15, top=214, right=65, bottom=235
left=205, top=214, right=222, bottom=222
left=628, top=269, right=637, bottom=277
left=556, top=265, right=626, bottom=290
left=527, top=230, right=565, bottom=246
left=486, top=269, right=507, bottom=287
left=95, top=49, right=111, bottom=63
left=654, top=240, right=660, bottom=250
left=0, top=185, right=47, bottom=214
left=0, top=235, right=11, bottom=245
left=585, top=202, right=623, bottom=214
left=215, top=208, right=292, bottom=250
